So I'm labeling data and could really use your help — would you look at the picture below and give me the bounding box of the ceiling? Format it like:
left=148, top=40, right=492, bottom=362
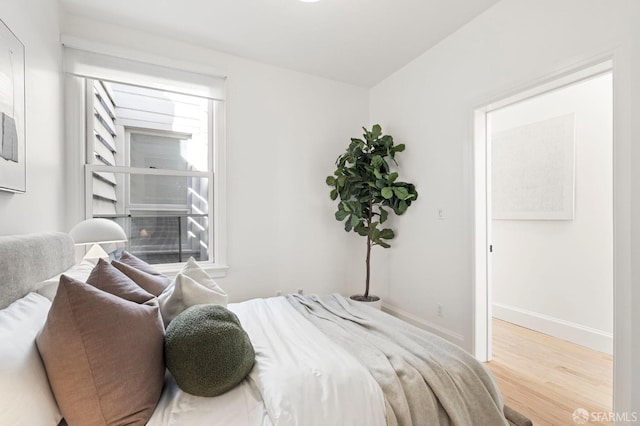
left=60, top=0, right=500, bottom=87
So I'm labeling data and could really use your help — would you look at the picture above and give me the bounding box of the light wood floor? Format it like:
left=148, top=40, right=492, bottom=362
left=486, top=319, right=613, bottom=426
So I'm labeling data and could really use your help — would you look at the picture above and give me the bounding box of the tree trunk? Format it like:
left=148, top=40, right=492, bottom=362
left=365, top=199, right=372, bottom=298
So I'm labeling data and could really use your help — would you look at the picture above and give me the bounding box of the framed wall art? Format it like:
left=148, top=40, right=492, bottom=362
left=492, top=113, right=576, bottom=220
left=0, top=19, right=25, bottom=193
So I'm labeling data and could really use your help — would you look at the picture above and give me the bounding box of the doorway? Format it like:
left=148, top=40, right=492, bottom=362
left=473, top=60, right=614, bottom=362
left=473, top=61, right=614, bottom=421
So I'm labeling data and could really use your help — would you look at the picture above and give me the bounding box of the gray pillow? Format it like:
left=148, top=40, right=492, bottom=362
left=86, top=258, right=155, bottom=303
left=158, top=272, right=228, bottom=328
left=164, top=304, right=255, bottom=397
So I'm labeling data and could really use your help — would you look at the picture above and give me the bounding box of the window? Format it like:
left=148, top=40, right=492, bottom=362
left=65, top=47, right=226, bottom=273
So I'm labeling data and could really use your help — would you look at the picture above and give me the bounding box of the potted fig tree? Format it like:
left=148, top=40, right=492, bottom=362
left=326, top=124, right=418, bottom=305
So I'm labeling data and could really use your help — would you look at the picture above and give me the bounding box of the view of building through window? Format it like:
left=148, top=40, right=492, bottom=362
left=86, top=80, right=213, bottom=264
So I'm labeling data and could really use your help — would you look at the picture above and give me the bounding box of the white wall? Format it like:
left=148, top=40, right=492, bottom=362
left=370, top=0, right=637, bottom=413
left=490, top=74, right=613, bottom=353
left=60, top=15, right=371, bottom=303
left=630, top=1, right=640, bottom=414
left=0, top=0, right=64, bottom=234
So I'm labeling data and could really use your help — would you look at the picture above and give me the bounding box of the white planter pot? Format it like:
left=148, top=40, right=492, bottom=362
left=349, top=295, right=382, bottom=310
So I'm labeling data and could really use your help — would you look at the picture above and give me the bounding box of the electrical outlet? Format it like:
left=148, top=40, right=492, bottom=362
left=437, top=303, right=443, bottom=317
left=297, top=288, right=304, bottom=295
left=437, top=208, right=445, bottom=220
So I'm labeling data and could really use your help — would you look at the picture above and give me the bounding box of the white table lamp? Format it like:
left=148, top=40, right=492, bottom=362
left=69, top=218, right=127, bottom=264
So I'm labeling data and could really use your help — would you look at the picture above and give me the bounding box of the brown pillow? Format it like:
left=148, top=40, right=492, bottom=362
left=119, top=251, right=164, bottom=276
left=112, top=260, right=170, bottom=297
left=36, top=275, right=165, bottom=426
left=86, top=258, right=155, bottom=303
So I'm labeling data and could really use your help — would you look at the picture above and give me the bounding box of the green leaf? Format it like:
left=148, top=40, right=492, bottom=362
left=351, top=201, right=363, bottom=215
left=335, top=210, right=349, bottom=221
left=339, top=187, right=349, bottom=200
left=371, top=124, right=382, bottom=139
left=398, top=200, right=408, bottom=214
left=372, top=155, right=383, bottom=168
left=377, top=240, right=391, bottom=249
left=381, top=187, right=393, bottom=199
left=345, top=215, right=354, bottom=232
left=341, top=202, right=351, bottom=213
left=388, top=172, right=398, bottom=183
left=381, top=160, right=390, bottom=173
left=393, top=187, right=410, bottom=200
left=354, top=222, right=368, bottom=236
left=350, top=138, right=365, bottom=146
left=379, top=208, right=388, bottom=224
left=373, top=169, right=382, bottom=179
left=326, top=176, right=336, bottom=186
left=379, top=228, right=395, bottom=240
left=394, top=143, right=406, bottom=152
left=350, top=214, right=360, bottom=229
left=330, top=189, right=338, bottom=200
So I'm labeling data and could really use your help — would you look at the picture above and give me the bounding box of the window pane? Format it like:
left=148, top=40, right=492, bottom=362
left=130, top=174, right=189, bottom=205
left=130, top=133, right=193, bottom=170
left=93, top=172, right=211, bottom=264
left=127, top=213, right=208, bottom=264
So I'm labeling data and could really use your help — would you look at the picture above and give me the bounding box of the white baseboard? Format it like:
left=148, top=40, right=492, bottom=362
left=492, top=302, right=613, bottom=354
left=382, top=302, right=465, bottom=347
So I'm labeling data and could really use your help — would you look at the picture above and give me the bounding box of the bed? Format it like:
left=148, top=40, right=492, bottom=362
left=0, top=232, right=532, bottom=426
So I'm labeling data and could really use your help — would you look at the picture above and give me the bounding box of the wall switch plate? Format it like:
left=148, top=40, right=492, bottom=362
left=438, top=208, right=445, bottom=220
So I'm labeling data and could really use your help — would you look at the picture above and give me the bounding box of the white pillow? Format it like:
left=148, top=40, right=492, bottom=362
left=0, top=292, right=62, bottom=425
left=35, top=261, right=94, bottom=300
left=158, top=257, right=228, bottom=327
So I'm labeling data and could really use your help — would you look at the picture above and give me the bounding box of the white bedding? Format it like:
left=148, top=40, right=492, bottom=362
left=32, top=260, right=379, bottom=425
left=148, top=374, right=270, bottom=426
left=148, top=297, right=387, bottom=426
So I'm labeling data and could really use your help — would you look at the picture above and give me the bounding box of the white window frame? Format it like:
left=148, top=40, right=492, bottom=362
left=65, top=47, right=228, bottom=277
left=124, top=127, right=196, bottom=211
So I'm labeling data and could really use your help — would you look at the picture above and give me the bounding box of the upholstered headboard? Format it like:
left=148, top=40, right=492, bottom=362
left=0, top=232, right=75, bottom=309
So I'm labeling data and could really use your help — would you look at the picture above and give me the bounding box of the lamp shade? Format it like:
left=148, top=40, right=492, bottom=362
left=69, top=219, right=127, bottom=245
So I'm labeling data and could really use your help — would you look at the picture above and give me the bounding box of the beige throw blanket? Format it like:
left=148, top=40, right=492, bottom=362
left=286, top=294, right=509, bottom=426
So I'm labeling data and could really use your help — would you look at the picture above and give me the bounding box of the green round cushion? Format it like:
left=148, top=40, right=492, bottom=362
left=165, top=304, right=255, bottom=397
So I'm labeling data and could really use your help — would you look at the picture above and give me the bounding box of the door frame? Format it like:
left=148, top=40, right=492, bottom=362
left=472, top=59, right=614, bottom=362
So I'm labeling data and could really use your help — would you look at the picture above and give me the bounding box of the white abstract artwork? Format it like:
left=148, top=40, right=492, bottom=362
left=492, top=113, right=575, bottom=220
left=0, top=19, right=25, bottom=193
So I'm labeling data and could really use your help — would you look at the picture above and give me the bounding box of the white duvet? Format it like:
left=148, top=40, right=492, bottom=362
left=148, top=297, right=387, bottom=426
